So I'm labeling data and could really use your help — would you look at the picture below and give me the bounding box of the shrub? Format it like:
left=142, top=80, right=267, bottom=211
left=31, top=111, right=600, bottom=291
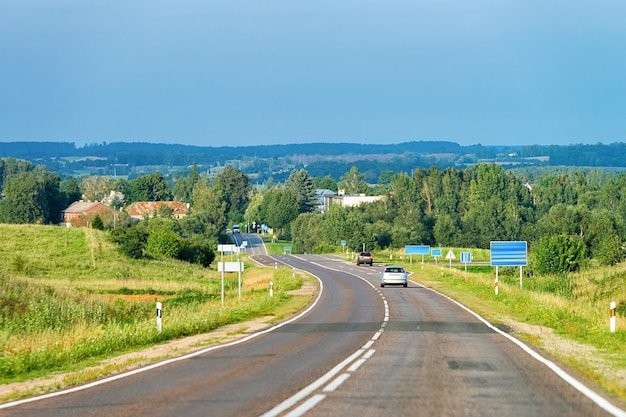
left=533, top=235, right=586, bottom=275
left=108, top=227, right=148, bottom=259
left=178, top=240, right=215, bottom=267
left=91, top=214, right=104, bottom=230
left=594, top=234, right=624, bottom=266
left=146, top=229, right=181, bottom=258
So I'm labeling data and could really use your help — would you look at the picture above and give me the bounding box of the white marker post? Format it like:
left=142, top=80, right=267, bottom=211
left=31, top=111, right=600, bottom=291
left=610, top=301, right=616, bottom=333
left=495, top=266, right=499, bottom=295
left=156, top=302, right=162, bottom=333
left=270, top=281, right=274, bottom=298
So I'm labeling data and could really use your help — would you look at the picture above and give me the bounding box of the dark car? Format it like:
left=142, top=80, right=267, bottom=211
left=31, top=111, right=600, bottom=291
left=356, top=251, right=373, bottom=266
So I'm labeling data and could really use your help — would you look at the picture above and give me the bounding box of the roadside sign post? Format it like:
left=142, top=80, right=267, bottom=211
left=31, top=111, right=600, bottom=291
left=217, top=259, right=245, bottom=302
left=217, top=244, right=237, bottom=306
left=445, top=249, right=456, bottom=270
left=431, top=248, right=442, bottom=266
left=405, top=245, right=430, bottom=266
left=490, top=241, right=528, bottom=294
left=460, top=251, right=472, bottom=280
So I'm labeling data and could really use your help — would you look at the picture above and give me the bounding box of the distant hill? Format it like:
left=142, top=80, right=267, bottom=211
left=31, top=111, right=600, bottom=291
left=1, top=140, right=625, bottom=181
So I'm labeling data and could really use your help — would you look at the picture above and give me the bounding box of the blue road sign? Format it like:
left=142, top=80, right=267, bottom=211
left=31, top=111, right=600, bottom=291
left=431, top=248, right=442, bottom=257
left=341, top=240, right=347, bottom=246
left=460, top=251, right=472, bottom=263
left=405, top=245, right=430, bottom=255
left=490, top=241, right=527, bottom=266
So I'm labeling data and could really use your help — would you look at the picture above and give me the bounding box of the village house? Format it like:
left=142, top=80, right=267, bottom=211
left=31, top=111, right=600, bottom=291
left=60, top=201, right=111, bottom=227
left=126, top=201, right=190, bottom=221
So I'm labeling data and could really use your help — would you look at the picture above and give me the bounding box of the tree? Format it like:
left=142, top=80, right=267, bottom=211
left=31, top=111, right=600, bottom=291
left=339, top=166, right=369, bottom=195
left=192, top=181, right=227, bottom=232
left=260, top=187, right=298, bottom=235
left=173, top=163, right=200, bottom=203
left=312, top=175, right=338, bottom=192
left=291, top=213, right=324, bottom=253
left=60, top=177, right=82, bottom=206
left=321, top=204, right=348, bottom=246
left=127, top=172, right=172, bottom=203
left=389, top=173, right=426, bottom=247
left=80, top=176, right=112, bottom=202
left=285, top=169, right=317, bottom=213
left=91, top=214, right=104, bottom=230
left=213, top=165, right=252, bottom=217
left=0, top=172, right=46, bottom=223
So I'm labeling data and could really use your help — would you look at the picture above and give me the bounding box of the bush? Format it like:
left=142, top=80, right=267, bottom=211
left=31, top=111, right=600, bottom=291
left=178, top=240, right=215, bottom=267
left=108, top=228, right=148, bottom=259
left=146, top=229, right=181, bottom=258
left=533, top=235, right=586, bottom=275
left=594, top=234, right=624, bottom=266
left=91, top=214, right=104, bottom=230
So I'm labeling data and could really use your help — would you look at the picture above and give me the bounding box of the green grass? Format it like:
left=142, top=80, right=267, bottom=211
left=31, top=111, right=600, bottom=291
left=263, top=238, right=293, bottom=255
left=0, top=224, right=313, bottom=384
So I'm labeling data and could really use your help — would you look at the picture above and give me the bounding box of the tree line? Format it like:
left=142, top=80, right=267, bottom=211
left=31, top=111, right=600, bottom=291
left=1, top=156, right=625, bottom=273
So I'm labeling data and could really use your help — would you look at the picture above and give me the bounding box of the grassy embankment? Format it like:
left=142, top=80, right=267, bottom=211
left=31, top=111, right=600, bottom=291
left=0, top=224, right=314, bottom=394
left=373, top=247, right=626, bottom=400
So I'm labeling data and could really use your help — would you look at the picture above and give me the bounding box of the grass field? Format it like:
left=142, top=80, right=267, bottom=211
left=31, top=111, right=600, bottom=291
left=0, top=224, right=314, bottom=387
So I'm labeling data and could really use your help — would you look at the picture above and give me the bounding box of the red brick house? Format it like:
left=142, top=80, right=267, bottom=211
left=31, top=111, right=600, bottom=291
left=61, top=201, right=111, bottom=227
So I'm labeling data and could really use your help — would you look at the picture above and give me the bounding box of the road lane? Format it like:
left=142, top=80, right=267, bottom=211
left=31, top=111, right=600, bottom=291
left=0, top=255, right=384, bottom=417
left=288, top=256, right=625, bottom=417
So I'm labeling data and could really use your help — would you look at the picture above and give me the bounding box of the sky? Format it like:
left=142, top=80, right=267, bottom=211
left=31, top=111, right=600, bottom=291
left=1, top=1, right=625, bottom=148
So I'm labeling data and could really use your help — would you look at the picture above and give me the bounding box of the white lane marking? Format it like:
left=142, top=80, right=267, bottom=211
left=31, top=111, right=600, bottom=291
left=259, top=255, right=388, bottom=417
left=372, top=331, right=382, bottom=341
left=347, top=359, right=366, bottom=373
left=363, top=349, right=376, bottom=359
left=283, top=394, right=326, bottom=417
left=323, top=374, right=351, bottom=392
left=0, top=258, right=325, bottom=410
left=419, top=282, right=626, bottom=417
left=259, top=349, right=365, bottom=417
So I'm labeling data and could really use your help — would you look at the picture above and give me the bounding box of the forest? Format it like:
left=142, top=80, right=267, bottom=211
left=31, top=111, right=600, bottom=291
left=0, top=154, right=625, bottom=276
left=3, top=140, right=626, bottom=184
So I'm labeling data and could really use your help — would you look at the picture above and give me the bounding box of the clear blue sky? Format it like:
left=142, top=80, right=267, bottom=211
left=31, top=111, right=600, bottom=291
left=1, top=1, right=625, bottom=148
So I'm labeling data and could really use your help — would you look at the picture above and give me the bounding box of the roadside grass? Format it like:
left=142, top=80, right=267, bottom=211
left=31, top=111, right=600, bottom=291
left=402, top=260, right=626, bottom=399
left=263, top=238, right=293, bottom=255
left=0, top=224, right=313, bottom=387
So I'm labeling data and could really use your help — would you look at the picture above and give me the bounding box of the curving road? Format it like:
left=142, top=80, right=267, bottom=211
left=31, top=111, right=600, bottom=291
left=1, top=254, right=624, bottom=417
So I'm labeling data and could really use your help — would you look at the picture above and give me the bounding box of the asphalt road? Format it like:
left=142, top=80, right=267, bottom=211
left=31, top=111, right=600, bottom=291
left=1, top=254, right=624, bottom=417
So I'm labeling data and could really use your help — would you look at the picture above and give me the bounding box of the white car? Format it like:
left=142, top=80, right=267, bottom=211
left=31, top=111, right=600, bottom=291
left=380, top=265, right=409, bottom=287
left=232, top=225, right=240, bottom=234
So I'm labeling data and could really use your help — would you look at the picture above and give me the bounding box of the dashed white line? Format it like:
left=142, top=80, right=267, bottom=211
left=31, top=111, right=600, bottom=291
left=323, top=374, right=351, bottom=392
left=347, top=359, right=367, bottom=373
left=283, top=394, right=327, bottom=417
